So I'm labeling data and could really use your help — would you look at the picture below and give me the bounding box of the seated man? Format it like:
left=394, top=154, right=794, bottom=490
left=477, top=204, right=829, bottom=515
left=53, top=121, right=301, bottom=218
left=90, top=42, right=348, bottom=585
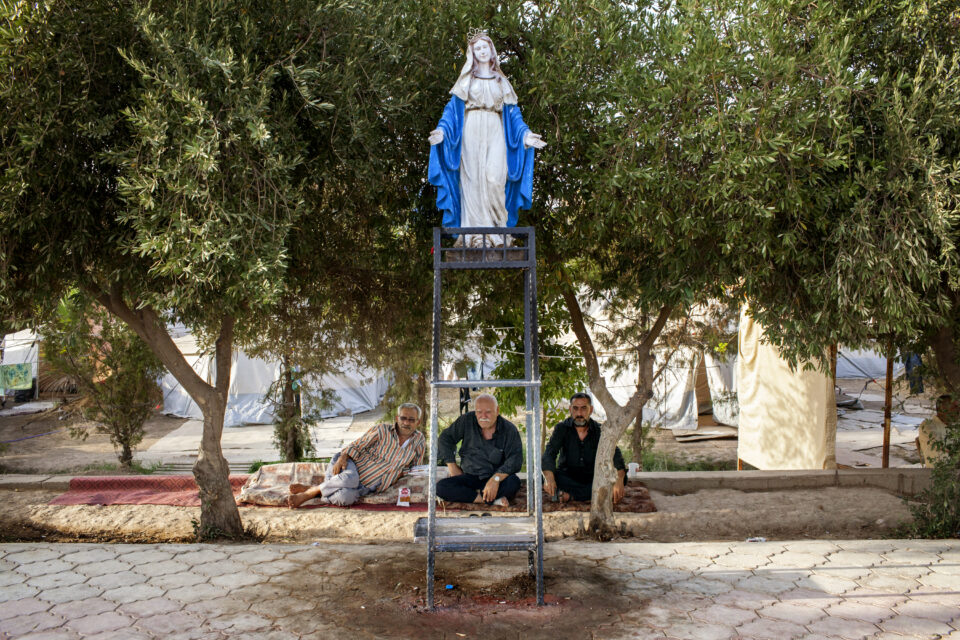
left=436, top=393, right=522, bottom=507
left=288, top=403, right=425, bottom=507
left=542, top=392, right=626, bottom=503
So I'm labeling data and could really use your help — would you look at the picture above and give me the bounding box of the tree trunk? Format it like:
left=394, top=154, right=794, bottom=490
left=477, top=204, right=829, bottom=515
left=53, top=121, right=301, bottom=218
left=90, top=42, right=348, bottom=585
left=588, top=404, right=630, bottom=538
left=558, top=277, right=671, bottom=539
left=630, top=413, right=645, bottom=470
left=280, top=358, right=300, bottom=461
left=932, top=324, right=960, bottom=394
left=120, top=442, right=133, bottom=468
left=416, top=369, right=428, bottom=432
left=193, top=392, right=243, bottom=536
left=192, top=317, right=243, bottom=537
left=94, top=286, right=244, bottom=536
left=588, top=348, right=655, bottom=537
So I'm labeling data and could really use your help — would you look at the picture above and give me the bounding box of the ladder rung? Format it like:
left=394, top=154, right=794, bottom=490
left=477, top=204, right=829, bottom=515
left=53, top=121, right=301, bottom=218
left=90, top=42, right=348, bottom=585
left=431, top=379, right=541, bottom=388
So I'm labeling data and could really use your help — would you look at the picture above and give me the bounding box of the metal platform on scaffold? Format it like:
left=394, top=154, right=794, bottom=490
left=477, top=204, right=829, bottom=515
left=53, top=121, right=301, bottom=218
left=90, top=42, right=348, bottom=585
left=413, top=226, right=544, bottom=609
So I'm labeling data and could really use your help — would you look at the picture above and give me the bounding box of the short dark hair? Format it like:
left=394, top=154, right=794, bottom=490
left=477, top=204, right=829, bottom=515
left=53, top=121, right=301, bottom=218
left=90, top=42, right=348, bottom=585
left=570, top=392, right=592, bottom=405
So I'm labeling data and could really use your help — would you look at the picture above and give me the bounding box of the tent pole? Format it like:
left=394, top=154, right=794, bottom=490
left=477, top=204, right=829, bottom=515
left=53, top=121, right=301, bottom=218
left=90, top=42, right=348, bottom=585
left=882, top=343, right=893, bottom=468
left=737, top=458, right=743, bottom=471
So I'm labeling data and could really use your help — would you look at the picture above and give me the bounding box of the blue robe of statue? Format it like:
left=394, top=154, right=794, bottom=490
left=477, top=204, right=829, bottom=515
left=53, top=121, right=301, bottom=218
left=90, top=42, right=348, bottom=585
left=428, top=95, right=536, bottom=229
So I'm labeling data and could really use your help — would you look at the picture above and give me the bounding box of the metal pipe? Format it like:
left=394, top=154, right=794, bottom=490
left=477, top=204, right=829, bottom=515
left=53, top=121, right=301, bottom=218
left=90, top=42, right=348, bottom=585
left=883, top=344, right=893, bottom=468
left=431, top=379, right=542, bottom=388
left=534, top=383, right=544, bottom=605
left=427, top=228, right=442, bottom=611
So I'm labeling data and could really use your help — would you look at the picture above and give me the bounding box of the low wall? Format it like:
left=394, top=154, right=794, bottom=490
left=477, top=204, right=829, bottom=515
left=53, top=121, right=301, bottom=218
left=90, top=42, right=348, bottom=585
left=633, top=468, right=932, bottom=497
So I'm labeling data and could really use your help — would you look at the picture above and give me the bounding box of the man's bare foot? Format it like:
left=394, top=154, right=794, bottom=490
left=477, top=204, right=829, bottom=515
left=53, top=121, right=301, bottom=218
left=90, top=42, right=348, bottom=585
left=287, top=492, right=314, bottom=508
left=558, top=491, right=571, bottom=503
left=492, top=497, right=510, bottom=508
left=288, top=483, right=310, bottom=495
left=473, top=492, right=486, bottom=504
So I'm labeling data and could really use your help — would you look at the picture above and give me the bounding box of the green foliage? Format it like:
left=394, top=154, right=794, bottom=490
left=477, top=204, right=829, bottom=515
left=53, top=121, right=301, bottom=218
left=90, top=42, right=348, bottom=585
left=731, top=0, right=960, bottom=371
left=190, top=517, right=241, bottom=542
left=902, top=424, right=960, bottom=539
left=0, top=0, right=454, bottom=531
left=271, top=415, right=315, bottom=463
left=490, top=298, right=588, bottom=430
left=41, top=295, right=165, bottom=467
left=79, top=460, right=168, bottom=475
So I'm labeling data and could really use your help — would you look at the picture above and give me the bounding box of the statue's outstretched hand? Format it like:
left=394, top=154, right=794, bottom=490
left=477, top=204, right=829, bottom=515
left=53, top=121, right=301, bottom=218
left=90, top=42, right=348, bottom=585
left=428, top=129, right=444, bottom=145
left=524, top=132, right=547, bottom=149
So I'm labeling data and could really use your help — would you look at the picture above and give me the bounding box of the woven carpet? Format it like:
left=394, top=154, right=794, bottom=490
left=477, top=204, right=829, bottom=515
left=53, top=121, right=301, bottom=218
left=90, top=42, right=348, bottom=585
left=275, top=483, right=655, bottom=513
left=50, top=476, right=655, bottom=513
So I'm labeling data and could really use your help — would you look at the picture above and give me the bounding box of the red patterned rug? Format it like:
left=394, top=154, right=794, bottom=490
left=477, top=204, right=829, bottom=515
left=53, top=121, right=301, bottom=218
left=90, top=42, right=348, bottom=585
left=49, top=475, right=249, bottom=507
left=49, top=476, right=655, bottom=514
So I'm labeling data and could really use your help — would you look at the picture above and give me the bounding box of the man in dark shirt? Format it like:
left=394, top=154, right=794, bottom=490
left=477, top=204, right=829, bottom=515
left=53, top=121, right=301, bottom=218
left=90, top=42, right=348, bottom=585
left=542, top=392, right=626, bottom=503
left=437, top=393, right=523, bottom=507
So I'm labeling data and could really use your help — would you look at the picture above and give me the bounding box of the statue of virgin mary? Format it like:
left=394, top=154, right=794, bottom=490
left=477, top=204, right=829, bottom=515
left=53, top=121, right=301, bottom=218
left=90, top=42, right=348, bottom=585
left=428, top=31, right=546, bottom=246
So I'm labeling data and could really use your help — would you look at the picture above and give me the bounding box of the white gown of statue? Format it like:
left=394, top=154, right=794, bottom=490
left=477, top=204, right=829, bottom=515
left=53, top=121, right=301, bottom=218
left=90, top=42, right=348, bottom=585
left=460, top=77, right=508, bottom=243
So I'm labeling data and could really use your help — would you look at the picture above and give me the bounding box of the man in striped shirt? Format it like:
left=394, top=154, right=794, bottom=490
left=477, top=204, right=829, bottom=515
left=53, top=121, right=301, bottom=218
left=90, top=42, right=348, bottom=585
left=288, top=403, right=425, bottom=507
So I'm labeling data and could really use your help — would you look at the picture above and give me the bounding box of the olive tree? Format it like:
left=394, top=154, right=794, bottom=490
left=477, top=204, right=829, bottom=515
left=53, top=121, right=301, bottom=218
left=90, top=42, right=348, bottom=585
left=0, top=0, right=432, bottom=535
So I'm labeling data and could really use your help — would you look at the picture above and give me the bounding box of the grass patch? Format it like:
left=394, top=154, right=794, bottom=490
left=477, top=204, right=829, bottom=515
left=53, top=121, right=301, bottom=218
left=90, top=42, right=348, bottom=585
left=247, top=458, right=330, bottom=473
left=79, top=460, right=169, bottom=475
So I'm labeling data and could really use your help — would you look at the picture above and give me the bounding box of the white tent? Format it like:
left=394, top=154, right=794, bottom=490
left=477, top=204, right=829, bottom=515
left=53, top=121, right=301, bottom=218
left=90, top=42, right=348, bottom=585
left=160, top=333, right=389, bottom=427
left=1, top=330, right=39, bottom=397
left=1, top=329, right=39, bottom=378
left=836, top=347, right=905, bottom=380
left=594, top=347, right=739, bottom=429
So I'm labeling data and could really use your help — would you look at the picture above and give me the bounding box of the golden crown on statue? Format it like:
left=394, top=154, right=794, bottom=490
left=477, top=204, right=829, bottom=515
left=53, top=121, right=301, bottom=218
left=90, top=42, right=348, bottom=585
left=467, top=28, right=489, bottom=43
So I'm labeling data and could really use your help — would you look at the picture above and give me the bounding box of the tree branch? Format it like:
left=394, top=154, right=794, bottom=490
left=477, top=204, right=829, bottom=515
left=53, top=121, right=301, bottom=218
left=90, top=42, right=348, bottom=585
left=92, top=284, right=213, bottom=409
left=559, top=275, right=621, bottom=413
left=615, top=304, right=673, bottom=420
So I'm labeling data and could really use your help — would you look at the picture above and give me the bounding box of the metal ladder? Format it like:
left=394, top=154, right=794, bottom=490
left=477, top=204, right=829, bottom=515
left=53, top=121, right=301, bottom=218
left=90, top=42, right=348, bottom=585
left=414, top=226, right=544, bottom=609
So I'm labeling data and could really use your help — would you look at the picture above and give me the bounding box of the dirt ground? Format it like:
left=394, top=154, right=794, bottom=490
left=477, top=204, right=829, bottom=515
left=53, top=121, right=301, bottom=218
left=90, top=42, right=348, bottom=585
left=0, top=401, right=187, bottom=474
left=0, top=483, right=914, bottom=545
left=0, top=386, right=923, bottom=545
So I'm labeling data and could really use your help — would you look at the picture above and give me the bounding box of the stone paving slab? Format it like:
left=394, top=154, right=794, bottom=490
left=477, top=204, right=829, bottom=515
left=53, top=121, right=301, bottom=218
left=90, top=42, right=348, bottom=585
left=0, top=540, right=958, bottom=639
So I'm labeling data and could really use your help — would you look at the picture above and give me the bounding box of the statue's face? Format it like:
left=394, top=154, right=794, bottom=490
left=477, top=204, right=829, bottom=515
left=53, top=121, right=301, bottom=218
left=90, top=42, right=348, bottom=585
left=472, top=39, right=492, bottom=65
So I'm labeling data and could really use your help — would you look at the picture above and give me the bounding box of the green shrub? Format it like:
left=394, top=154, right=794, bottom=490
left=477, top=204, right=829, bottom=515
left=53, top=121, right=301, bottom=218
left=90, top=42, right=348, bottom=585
left=41, top=295, right=164, bottom=468
left=902, top=423, right=960, bottom=538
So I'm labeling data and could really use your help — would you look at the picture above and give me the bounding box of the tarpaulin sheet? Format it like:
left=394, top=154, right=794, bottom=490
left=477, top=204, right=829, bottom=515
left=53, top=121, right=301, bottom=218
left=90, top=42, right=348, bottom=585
left=737, top=307, right=836, bottom=470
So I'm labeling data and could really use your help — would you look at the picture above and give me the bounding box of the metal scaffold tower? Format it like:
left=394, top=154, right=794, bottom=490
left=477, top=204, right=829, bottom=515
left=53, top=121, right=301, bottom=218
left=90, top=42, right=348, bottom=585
left=413, top=226, right=544, bottom=609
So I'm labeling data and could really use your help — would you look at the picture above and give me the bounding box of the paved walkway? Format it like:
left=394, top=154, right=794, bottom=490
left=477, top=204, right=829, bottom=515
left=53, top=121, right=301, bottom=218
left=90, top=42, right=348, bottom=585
left=137, top=416, right=360, bottom=473
left=1, top=540, right=958, bottom=639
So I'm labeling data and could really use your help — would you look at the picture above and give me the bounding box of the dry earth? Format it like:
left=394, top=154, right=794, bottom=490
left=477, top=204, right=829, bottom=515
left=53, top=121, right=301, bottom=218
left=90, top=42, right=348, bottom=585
left=0, top=484, right=914, bottom=544
left=0, top=403, right=187, bottom=474
left=0, top=390, right=921, bottom=545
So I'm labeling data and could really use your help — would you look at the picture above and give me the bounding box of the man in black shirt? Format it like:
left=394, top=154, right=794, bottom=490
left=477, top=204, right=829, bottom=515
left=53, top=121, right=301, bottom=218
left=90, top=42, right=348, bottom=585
left=437, top=393, right=523, bottom=507
left=542, top=392, right=626, bottom=503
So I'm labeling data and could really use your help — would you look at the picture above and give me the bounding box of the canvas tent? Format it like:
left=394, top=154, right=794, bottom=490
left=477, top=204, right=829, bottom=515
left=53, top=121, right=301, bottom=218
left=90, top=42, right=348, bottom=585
left=159, top=333, right=389, bottom=427
left=1, top=330, right=39, bottom=376
left=591, top=347, right=739, bottom=430
left=1, top=330, right=39, bottom=396
left=836, top=347, right=905, bottom=380
left=737, top=308, right=837, bottom=470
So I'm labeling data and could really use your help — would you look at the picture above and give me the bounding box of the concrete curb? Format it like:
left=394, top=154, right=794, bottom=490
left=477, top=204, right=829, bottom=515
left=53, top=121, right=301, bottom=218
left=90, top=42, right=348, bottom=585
left=0, top=474, right=72, bottom=491
left=634, top=468, right=932, bottom=497
left=0, top=467, right=933, bottom=496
